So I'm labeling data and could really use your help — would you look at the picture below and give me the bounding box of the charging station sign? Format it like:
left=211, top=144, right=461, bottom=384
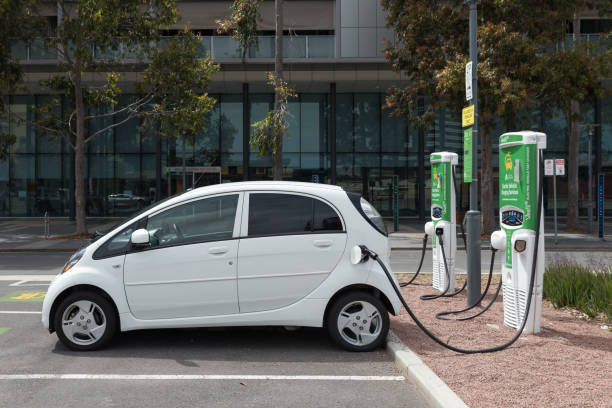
left=431, top=156, right=451, bottom=247
left=499, top=134, right=538, bottom=267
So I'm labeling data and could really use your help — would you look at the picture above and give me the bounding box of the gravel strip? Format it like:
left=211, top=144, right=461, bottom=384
left=391, top=275, right=612, bottom=408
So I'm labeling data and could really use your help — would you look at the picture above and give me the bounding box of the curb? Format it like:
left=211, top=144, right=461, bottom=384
left=386, top=330, right=468, bottom=408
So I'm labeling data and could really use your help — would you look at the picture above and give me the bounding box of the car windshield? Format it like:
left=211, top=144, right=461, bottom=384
left=91, top=193, right=183, bottom=241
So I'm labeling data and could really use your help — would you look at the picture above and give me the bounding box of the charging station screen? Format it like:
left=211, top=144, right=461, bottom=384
left=432, top=206, right=442, bottom=219
left=501, top=209, right=523, bottom=227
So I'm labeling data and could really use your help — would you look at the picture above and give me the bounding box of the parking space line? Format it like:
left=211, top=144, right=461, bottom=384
left=0, top=311, right=41, bottom=314
left=0, top=374, right=406, bottom=381
left=0, top=275, right=56, bottom=281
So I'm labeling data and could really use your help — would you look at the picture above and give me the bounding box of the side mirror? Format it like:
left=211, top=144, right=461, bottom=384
left=130, top=229, right=150, bottom=247
left=350, top=245, right=367, bottom=265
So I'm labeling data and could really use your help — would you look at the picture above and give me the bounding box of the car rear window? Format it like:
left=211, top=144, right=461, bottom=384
left=248, top=193, right=343, bottom=236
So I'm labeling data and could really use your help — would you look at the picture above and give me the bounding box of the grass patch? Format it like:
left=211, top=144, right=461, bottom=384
left=544, top=264, right=612, bottom=321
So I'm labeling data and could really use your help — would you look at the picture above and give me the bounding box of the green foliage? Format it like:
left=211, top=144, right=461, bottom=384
left=250, top=72, right=297, bottom=158
left=139, top=29, right=220, bottom=144
left=543, top=263, right=612, bottom=320
left=382, top=0, right=612, bottom=130
left=217, top=0, right=263, bottom=60
left=29, top=0, right=180, bottom=148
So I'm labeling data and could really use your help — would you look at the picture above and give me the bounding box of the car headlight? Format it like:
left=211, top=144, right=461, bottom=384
left=63, top=248, right=85, bottom=273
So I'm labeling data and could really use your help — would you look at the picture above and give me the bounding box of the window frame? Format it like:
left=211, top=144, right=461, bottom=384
left=242, top=191, right=345, bottom=238
left=126, top=192, right=244, bottom=254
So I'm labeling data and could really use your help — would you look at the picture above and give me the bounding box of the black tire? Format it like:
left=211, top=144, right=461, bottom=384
left=327, top=291, right=390, bottom=352
left=53, top=291, right=117, bottom=351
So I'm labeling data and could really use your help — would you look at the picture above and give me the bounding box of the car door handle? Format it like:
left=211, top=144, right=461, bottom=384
left=313, top=240, right=333, bottom=248
left=208, top=246, right=229, bottom=255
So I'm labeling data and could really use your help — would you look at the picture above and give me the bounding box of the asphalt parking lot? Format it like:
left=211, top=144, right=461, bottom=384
left=0, top=253, right=430, bottom=408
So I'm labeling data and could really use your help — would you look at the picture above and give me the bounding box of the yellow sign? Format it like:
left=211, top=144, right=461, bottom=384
left=505, top=152, right=513, bottom=170
left=462, top=105, right=474, bottom=128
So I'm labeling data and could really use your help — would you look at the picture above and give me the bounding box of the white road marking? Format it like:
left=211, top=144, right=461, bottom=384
left=0, top=311, right=42, bottom=314
left=0, top=374, right=405, bottom=381
left=0, top=275, right=56, bottom=281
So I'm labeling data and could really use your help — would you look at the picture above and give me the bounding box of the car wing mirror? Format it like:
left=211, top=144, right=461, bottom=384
left=130, top=229, right=150, bottom=247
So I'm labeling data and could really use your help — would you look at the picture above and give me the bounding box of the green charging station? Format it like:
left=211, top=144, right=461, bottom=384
left=491, top=131, right=546, bottom=334
left=426, top=152, right=457, bottom=293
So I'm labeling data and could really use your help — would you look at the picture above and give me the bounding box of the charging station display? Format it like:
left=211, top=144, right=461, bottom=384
left=429, top=152, right=457, bottom=293
left=496, top=132, right=546, bottom=334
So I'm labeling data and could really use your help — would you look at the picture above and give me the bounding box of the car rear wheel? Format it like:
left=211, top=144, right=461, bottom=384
left=327, top=291, right=389, bottom=352
left=54, top=291, right=117, bottom=351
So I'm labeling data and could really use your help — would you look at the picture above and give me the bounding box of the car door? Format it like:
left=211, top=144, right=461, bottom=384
left=237, top=192, right=347, bottom=313
left=123, top=193, right=242, bottom=320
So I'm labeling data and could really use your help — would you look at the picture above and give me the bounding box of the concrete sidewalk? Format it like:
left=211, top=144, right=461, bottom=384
left=1, top=217, right=611, bottom=252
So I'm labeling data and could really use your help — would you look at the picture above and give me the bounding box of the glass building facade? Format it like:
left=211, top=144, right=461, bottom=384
left=2, top=89, right=610, bottom=219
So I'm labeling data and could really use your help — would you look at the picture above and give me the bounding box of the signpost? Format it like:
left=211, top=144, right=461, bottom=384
left=544, top=159, right=565, bottom=244
left=393, top=175, right=399, bottom=232
left=465, top=0, right=481, bottom=308
left=599, top=174, right=605, bottom=240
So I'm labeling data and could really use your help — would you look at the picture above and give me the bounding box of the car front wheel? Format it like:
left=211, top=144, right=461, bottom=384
left=327, top=291, right=389, bottom=352
left=54, top=291, right=117, bottom=351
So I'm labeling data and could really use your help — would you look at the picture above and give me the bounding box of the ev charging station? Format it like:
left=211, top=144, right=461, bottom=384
left=425, top=152, right=458, bottom=293
left=491, top=131, right=546, bottom=334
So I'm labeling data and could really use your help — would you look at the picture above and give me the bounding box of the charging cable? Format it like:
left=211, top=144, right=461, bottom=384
left=357, top=151, right=544, bottom=354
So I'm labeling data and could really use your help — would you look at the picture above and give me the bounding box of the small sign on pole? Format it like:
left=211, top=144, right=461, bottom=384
left=463, top=127, right=472, bottom=183
left=555, top=159, right=565, bottom=176
left=462, top=105, right=474, bottom=128
left=544, top=159, right=554, bottom=176
left=465, top=61, right=473, bottom=101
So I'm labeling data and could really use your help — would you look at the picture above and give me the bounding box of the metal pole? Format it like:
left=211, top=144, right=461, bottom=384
left=588, top=128, right=593, bottom=234
left=466, top=0, right=481, bottom=307
left=554, top=163, right=558, bottom=244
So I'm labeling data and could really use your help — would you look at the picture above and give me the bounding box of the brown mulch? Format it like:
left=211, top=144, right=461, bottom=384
left=391, top=274, right=612, bottom=408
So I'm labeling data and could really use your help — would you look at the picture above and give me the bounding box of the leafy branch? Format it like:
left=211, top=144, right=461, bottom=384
left=250, top=72, right=297, bottom=158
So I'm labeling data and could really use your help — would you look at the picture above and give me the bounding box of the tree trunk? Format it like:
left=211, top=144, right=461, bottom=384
left=272, top=0, right=283, bottom=180
left=73, top=68, right=87, bottom=234
left=480, top=126, right=495, bottom=234
left=567, top=106, right=580, bottom=228
left=567, top=12, right=581, bottom=229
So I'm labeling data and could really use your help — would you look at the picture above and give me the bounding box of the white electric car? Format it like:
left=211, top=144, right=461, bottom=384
left=42, top=181, right=400, bottom=351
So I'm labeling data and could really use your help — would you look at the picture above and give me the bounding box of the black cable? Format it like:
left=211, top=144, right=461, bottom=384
left=435, top=249, right=502, bottom=321
left=438, top=166, right=467, bottom=297
left=419, top=230, right=451, bottom=300
left=363, top=150, right=544, bottom=354
left=399, top=233, right=429, bottom=287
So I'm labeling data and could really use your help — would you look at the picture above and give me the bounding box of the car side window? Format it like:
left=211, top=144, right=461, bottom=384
left=93, top=222, right=139, bottom=259
left=248, top=193, right=343, bottom=236
left=313, top=199, right=343, bottom=231
left=146, top=194, right=238, bottom=248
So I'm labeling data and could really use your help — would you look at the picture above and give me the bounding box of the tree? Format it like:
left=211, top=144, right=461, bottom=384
left=138, top=29, right=219, bottom=189
left=0, top=0, right=42, bottom=159
left=29, top=0, right=178, bottom=235
left=218, top=0, right=289, bottom=180
left=537, top=15, right=612, bottom=229
left=216, top=0, right=262, bottom=61
left=250, top=72, right=296, bottom=161
left=382, top=0, right=612, bottom=233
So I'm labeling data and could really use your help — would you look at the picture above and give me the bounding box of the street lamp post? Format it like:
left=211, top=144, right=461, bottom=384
left=465, top=0, right=481, bottom=307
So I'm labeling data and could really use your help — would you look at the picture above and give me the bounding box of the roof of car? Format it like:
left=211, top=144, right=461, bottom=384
left=170, top=181, right=344, bottom=203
